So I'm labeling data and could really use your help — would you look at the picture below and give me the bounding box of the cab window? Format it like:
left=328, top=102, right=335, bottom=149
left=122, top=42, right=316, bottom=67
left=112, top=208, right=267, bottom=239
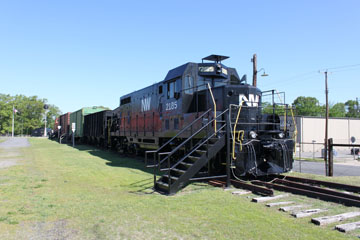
left=184, top=75, right=194, bottom=94
left=167, top=81, right=175, bottom=99
left=167, top=78, right=181, bottom=99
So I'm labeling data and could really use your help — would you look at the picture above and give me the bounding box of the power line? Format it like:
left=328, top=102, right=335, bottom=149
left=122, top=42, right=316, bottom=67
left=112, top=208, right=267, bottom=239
left=258, top=63, right=360, bottom=90
left=260, top=73, right=319, bottom=88
left=331, top=66, right=360, bottom=73
left=321, top=63, right=360, bottom=71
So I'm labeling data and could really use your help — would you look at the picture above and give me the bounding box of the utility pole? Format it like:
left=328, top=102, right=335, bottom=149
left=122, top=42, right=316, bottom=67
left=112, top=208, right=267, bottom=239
left=252, top=54, right=257, bottom=87
left=43, top=104, right=49, bottom=137
left=12, top=105, right=15, bottom=137
left=324, top=71, right=329, bottom=176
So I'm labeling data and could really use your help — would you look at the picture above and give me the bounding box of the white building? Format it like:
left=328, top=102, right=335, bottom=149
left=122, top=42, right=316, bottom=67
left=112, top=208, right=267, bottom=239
left=294, top=116, right=360, bottom=152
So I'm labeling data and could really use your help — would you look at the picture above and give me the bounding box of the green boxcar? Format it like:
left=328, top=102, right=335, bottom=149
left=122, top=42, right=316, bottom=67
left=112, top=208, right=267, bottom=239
left=70, top=106, right=109, bottom=139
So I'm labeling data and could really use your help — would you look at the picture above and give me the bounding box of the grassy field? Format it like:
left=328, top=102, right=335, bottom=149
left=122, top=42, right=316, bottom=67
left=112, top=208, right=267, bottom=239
left=0, top=138, right=358, bottom=239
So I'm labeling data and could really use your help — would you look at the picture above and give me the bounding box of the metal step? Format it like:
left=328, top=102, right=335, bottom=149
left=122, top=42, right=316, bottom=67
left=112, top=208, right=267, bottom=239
left=162, top=174, right=179, bottom=181
left=171, top=168, right=186, bottom=176
left=201, top=143, right=215, bottom=150
left=156, top=181, right=169, bottom=188
left=188, top=156, right=200, bottom=162
left=195, top=149, right=207, bottom=155
left=161, top=174, right=179, bottom=183
left=179, top=162, right=193, bottom=168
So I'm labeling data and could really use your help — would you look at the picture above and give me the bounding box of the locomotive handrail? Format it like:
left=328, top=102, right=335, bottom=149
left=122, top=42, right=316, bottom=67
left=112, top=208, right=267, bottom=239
left=145, top=108, right=212, bottom=167
left=165, top=123, right=227, bottom=171
left=207, top=83, right=217, bottom=134
left=232, top=101, right=244, bottom=159
left=144, top=150, right=157, bottom=167
left=158, top=108, right=229, bottom=168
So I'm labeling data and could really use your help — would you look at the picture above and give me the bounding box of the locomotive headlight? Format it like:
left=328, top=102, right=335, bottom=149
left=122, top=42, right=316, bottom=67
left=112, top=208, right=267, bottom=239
left=278, top=132, right=285, bottom=139
left=249, top=131, right=257, bottom=139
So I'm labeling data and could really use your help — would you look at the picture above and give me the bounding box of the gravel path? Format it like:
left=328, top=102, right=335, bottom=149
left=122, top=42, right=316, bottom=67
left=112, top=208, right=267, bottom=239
left=0, top=137, right=30, bottom=149
left=0, top=137, right=29, bottom=169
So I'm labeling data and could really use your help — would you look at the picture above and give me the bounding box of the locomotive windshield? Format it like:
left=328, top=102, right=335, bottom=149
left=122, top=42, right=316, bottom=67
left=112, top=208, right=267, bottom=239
left=198, top=66, right=214, bottom=72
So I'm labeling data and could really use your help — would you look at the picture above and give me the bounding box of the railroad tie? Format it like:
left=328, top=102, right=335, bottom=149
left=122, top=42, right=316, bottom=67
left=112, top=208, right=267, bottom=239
left=311, top=212, right=360, bottom=226
left=279, top=205, right=307, bottom=212
left=252, top=194, right=289, bottom=203
left=335, top=221, right=360, bottom=233
left=232, top=190, right=251, bottom=195
left=266, top=201, right=294, bottom=207
left=291, top=209, right=327, bottom=218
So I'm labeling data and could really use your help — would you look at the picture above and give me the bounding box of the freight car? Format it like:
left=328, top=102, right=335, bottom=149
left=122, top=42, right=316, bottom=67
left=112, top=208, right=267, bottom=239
left=59, top=112, right=71, bottom=137
left=83, top=110, right=111, bottom=145
left=70, top=106, right=109, bottom=142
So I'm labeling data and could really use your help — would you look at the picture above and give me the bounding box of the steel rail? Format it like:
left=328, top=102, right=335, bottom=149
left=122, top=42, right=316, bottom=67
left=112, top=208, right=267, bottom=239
left=208, top=179, right=274, bottom=196
left=277, top=175, right=360, bottom=193
left=251, top=180, right=360, bottom=208
left=273, top=179, right=360, bottom=202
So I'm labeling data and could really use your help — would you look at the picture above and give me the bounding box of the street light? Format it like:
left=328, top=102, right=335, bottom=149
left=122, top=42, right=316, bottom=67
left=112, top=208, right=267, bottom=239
left=257, top=68, right=269, bottom=77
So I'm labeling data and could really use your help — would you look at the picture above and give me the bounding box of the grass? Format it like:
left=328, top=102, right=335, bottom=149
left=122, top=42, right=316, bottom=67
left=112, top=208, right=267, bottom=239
left=294, top=157, right=324, bottom=162
left=0, top=138, right=358, bottom=239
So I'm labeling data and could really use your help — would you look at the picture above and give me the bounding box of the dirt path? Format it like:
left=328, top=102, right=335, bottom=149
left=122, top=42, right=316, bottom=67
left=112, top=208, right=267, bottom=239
left=0, top=137, right=29, bottom=169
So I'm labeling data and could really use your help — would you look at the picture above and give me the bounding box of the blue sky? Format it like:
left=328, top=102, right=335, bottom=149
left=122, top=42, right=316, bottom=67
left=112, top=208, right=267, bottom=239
left=1, top=0, right=359, bottom=113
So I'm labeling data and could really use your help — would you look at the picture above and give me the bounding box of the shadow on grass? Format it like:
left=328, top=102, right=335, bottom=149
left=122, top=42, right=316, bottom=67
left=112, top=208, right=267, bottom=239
left=72, top=144, right=158, bottom=194
left=73, top=145, right=152, bottom=171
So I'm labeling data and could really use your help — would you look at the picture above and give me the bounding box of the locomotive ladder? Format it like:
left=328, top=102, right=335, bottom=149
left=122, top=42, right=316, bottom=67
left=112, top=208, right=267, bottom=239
left=145, top=108, right=229, bottom=195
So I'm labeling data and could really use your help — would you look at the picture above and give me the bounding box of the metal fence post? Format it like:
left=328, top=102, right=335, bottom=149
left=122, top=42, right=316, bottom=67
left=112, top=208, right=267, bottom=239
left=299, top=143, right=302, bottom=173
left=328, top=138, right=333, bottom=177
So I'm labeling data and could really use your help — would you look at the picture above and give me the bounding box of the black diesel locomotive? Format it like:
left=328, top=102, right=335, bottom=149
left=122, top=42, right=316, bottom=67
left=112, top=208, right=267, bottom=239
left=83, top=55, right=296, bottom=194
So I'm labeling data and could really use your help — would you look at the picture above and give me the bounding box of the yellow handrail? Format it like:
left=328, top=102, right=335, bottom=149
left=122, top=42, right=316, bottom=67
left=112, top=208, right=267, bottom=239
left=207, top=83, right=217, bottom=134
left=232, top=101, right=244, bottom=159
left=236, top=130, right=245, bottom=152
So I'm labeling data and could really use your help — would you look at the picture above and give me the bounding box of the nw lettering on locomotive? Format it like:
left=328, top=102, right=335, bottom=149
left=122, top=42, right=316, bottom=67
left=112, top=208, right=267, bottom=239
left=239, top=94, right=260, bottom=107
left=141, top=97, right=151, bottom=112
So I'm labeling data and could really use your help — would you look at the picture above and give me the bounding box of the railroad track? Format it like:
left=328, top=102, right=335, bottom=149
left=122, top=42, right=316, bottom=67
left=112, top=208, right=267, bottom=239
left=209, top=175, right=360, bottom=208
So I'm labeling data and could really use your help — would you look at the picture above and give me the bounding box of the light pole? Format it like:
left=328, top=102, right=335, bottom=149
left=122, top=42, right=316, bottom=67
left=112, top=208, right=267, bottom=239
left=43, top=104, right=49, bottom=137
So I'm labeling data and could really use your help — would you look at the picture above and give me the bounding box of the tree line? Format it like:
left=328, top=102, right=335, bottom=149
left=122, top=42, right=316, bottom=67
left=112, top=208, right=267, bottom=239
left=0, top=93, right=358, bottom=136
left=264, top=96, right=360, bottom=118
left=0, top=94, right=61, bottom=136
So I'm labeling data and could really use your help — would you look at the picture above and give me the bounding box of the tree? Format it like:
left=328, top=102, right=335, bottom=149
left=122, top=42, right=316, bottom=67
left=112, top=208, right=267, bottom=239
left=0, top=94, right=13, bottom=135
left=262, top=101, right=285, bottom=115
left=292, top=96, right=323, bottom=116
left=0, top=94, right=62, bottom=135
left=345, top=100, right=360, bottom=118
left=329, top=102, right=346, bottom=117
left=45, top=104, right=61, bottom=130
